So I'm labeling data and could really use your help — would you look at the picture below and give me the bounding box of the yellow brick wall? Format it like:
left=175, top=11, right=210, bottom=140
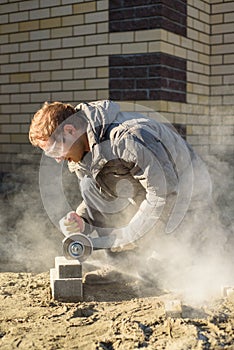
left=0, top=0, right=233, bottom=171
left=210, top=0, right=234, bottom=154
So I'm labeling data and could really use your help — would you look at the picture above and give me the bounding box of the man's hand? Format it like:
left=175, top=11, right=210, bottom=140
left=110, top=239, right=137, bottom=253
left=59, top=211, right=85, bottom=237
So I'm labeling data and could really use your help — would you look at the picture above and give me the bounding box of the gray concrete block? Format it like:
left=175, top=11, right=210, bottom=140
left=55, top=256, right=82, bottom=278
left=50, top=268, right=83, bottom=302
left=164, top=299, right=182, bottom=318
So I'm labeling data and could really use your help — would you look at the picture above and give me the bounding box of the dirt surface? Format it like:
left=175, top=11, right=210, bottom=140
left=0, top=271, right=234, bottom=350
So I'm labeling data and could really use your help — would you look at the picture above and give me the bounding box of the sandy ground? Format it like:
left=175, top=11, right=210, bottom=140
left=0, top=270, right=234, bottom=350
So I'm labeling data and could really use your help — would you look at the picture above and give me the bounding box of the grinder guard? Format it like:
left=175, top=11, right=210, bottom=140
left=62, top=231, right=119, bottom=261
left=62, top=233, right=93, bottom=262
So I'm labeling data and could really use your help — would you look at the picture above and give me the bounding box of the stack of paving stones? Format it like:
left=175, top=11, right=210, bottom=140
left=50, top=257, right=83, bottom=302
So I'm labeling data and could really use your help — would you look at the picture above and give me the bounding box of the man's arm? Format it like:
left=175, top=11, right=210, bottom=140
left=110, top=133, right=179, bottom=248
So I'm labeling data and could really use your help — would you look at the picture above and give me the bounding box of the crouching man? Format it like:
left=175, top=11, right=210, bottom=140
left=29, top=100, right=212, bottom=285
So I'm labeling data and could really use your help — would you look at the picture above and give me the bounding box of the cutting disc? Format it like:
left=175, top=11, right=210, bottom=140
left=62, top=233, right=93, bottom=262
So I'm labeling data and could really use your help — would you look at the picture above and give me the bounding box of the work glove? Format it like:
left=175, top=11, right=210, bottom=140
left=110, top=241, right=137, bottom=252
left=59, top=211, right=85, bottom=237
left=110, top=229, right=137, bottom=252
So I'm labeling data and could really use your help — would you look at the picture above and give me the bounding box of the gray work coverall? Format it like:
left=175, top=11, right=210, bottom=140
left=67, top=100, right=212, bottom=256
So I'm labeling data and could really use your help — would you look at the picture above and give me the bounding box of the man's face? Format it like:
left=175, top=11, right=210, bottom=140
left=39, top=125, right=89, bottom=163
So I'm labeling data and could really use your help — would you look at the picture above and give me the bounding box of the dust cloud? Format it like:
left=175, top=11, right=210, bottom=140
left=114, top=150, right=234, bottom=304
left=0, top=153, right=78, bottom=272
left=0, top=149, right=233, bottom=304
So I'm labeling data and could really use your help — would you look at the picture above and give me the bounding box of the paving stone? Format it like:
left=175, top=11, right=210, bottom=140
left=164, top=299, right=182, bottom=318
left=227, top=288, right=234, bottom=298
left=221, top=286, right=234, bottom=298
left=55, top=256, right=82, bottom=279
left=50, top=268, right=83, bottom=302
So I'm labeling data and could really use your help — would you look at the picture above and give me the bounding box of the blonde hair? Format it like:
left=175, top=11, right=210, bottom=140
left=29, top=101, right=76, bottom=146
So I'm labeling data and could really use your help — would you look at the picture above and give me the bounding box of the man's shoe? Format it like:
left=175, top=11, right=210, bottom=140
left=84, top=265, right=124, bottom=285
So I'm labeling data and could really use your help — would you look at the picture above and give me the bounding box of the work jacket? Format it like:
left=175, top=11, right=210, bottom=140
left=68, top=100, right=211, bottom=244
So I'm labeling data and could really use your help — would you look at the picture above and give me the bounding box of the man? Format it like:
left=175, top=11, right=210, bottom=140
left=29, top=100, right=212, bottom=285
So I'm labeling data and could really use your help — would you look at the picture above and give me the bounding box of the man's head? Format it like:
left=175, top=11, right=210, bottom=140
left=29, top=101, right=90, bottom=163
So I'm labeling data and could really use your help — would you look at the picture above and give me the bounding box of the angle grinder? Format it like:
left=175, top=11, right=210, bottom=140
left=62, top=233, right=117, bottom=262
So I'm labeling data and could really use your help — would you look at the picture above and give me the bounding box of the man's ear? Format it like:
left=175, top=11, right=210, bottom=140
left=63, top=124, right=77, bottom=135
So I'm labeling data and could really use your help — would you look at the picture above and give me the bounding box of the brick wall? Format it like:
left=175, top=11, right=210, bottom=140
left=210, top=0, right=234, bottom=154
left=109, top=53, right=187, bottom=102
left=109, top=0, right=187, bottom=36
left=0, top=0, right=233, bottom=172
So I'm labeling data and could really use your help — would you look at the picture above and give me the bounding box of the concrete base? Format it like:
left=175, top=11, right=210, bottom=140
left=50, top=256, right=83, bottom=302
